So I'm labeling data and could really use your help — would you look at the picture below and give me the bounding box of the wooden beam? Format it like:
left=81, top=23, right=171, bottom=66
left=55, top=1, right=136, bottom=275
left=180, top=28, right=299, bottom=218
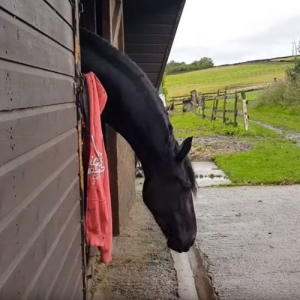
left=144, top=72, right=159, bottom=82
left=127, top=53, right=164, bottom=63
left=125, top=43, right=168, bottom=54
left=117, top=12, right=124, bottom=51
left=112, top=0, right=123, bottom=46
left=126, top=34, right=170, bottom=44
left=101, top=0, right=112, bottom=42
left=102, top=0, right=135, bottom=237
left=136, top=63, right=161, bottom=73
left=125, top=24, right=173, bottom=35
left=156, top=0, right=186, bottom=89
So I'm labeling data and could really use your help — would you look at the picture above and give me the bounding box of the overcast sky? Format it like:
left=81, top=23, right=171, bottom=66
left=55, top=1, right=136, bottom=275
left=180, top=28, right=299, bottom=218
left=169, top=0, right=300, bottom=65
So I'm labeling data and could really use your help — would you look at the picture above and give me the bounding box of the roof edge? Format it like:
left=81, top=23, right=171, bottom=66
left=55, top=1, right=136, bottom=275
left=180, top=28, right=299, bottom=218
left=156, top=0, right=186, bottom=89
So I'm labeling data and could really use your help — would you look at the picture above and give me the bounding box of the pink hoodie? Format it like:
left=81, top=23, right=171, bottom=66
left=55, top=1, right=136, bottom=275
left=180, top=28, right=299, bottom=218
left=84, top=72, right=112, bottom=264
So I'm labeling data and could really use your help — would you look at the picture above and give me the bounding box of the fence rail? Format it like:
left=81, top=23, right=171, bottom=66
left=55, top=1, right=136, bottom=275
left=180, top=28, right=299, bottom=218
left=168, top=88, right=250, bottom=130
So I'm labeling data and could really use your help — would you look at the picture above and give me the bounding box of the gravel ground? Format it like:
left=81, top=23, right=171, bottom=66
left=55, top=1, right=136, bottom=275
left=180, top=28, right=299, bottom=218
left=185, top=135, right=252, bottom=161
left=89, top=194, right=178, bottom=300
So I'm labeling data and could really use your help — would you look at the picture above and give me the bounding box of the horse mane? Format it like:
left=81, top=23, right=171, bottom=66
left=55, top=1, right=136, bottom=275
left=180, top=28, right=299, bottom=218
left=185, top=158, right=197, bottom=195
left=80, top=27, right=162, bottom=100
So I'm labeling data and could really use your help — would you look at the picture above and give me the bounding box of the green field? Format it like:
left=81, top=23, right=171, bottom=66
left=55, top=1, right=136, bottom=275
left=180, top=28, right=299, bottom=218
left=165, top=62, right=292, bottom=98
left=168, top=58, right=300, bottom=185
left=171, top=111, right=278, bottom=139
left=249, top=105, right=300, bottom=132
left=214, top=138, right=300, bottom=185
left=170, top=112, right=300, bottom=186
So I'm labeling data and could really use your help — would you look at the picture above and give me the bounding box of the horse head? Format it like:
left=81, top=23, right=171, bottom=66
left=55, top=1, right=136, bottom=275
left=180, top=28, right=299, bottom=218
left=143, top=137, right=197, bottom=253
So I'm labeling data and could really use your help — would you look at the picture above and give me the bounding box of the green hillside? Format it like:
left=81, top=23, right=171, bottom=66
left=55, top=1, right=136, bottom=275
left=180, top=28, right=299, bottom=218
left=165, top=61, right=293, bottom=98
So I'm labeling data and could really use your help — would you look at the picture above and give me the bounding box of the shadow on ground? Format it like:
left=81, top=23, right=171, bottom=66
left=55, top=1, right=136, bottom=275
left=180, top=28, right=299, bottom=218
left=89, top=194, right=178, bottom=300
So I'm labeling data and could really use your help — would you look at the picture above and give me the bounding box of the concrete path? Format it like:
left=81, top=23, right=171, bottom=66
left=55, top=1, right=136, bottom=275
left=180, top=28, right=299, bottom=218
left=136, top=173, right=200, bottom=300
left=135, top=161, right=300, bottom=300
left=194, top=184, right=300, bottom=300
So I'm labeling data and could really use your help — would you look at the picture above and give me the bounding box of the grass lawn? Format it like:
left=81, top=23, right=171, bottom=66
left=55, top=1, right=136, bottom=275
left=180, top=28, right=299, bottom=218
left=214, top=138, right=300, bottom=186
left=170, top=111, right=276, bottom=139
left=165, top=62, right=292, bottom=98
left=249, top=105, right=300, bottom=132
left=170, top=112, right=300, bottom=185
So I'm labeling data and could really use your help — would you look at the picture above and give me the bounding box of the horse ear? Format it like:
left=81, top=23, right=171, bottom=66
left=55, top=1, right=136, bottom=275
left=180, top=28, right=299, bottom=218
left=176, top=136, right=193, bottom=163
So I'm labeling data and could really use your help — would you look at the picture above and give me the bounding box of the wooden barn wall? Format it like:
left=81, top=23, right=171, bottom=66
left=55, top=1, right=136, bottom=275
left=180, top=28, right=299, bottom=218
left=0, top=1, right=83, bottom=299
left=101, top=0, right=136, bottom=236
left=123, top=0, right=183, bottom=88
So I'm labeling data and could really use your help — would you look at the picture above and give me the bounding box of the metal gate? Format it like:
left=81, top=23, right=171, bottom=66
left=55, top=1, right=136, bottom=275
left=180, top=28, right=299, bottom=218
left=0, top=1, right=85, bottom=299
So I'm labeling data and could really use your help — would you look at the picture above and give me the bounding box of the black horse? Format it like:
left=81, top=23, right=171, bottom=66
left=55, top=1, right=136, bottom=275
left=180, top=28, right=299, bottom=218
left=80, top=28, right=197, bottom=253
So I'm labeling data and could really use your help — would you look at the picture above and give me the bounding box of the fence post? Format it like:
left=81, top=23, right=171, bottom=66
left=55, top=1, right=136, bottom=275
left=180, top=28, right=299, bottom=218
left=190, top=90, right=197, bottom=112
left=201, top=94, right=205, bottom=119
left=215, top=96, right=219, bottom=120
left=223, top=89, right=227, bottom=123
left=241, top=92, right=249, bottom=130
left=234, top=91, right=238, bottom=126
left=196, top=92, right=202, bottom=116
left=211, top=96, right=216, bottom=121
left=241, top=91, right=246, bottom=100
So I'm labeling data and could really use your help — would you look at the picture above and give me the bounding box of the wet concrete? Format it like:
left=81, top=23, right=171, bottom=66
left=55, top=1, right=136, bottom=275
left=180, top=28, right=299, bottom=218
left=193, top=162, right=231, bottom=187
left=135, top=177, right=144, bottom=193
left=134, top=162, right=232, bottom=300
left=136, top=162, right=231, bottom=191
left=170, top=249, right=198, bottom=300
left=194, top=185, right=300, bottom=300
left=134, top=156, right=300, bottom=300
left=135, top=175, right=200, bottom=300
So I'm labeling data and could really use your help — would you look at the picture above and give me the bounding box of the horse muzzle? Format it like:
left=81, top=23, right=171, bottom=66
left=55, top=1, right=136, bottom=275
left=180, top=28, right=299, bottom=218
left=167, top=237, right=195, bottom=253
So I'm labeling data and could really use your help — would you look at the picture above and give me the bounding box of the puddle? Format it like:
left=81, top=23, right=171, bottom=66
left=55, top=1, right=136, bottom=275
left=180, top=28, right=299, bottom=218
left=135, top=178, right=144, bottom=192
left=135, top=161, right=231, bottom=191
left=196, top=176, right=231, bottom=188
left=192, top=161, right=231, bottom=187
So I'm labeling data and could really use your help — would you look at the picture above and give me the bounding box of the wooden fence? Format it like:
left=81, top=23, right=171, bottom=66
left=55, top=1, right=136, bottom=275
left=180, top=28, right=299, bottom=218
left=168, top=88, right=250, bottom=130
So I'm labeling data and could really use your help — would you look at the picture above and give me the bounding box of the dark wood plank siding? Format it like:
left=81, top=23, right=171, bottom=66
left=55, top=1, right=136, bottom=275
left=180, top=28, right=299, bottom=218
left=44, top=0, right=73, bottom=26
left=0, top=104, right=76, bottom=166
left=0, top=9, right=74, bottom=76
left=0, top=0, right=73, bottom=50
left=0, top=1, right=83, bottom=299
left=124, top=0, right=185, bottom=87
left=0, top=61, right=74, bottom=111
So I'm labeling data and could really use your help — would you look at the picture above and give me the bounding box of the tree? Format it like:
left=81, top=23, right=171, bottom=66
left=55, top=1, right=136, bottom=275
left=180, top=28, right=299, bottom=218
left=165, top=58, right=214, bottom=75
left=162, top=73, right=168, bottom=98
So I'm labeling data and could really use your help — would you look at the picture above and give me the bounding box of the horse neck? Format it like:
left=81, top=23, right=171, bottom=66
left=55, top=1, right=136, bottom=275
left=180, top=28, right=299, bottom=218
left=102, top=85, right=176, bottom=177
left=105, top=97, right=176, bottom=177
left=80, top=29, right=176, bottom=174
